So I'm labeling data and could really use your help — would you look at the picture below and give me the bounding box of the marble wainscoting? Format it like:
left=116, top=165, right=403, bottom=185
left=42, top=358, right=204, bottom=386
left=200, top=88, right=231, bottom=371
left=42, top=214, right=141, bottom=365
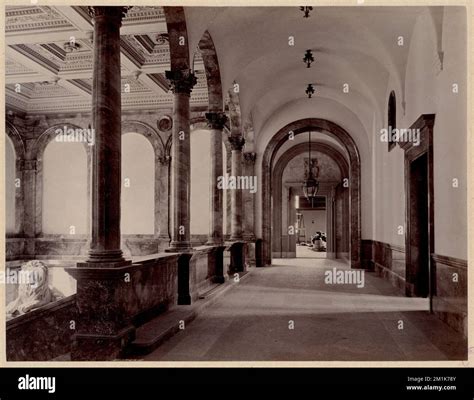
left=431, top=254, right=467, bottom=338
left=6, top=295, right=77, bottom=361
left=361, top=240, right=406, bottom=294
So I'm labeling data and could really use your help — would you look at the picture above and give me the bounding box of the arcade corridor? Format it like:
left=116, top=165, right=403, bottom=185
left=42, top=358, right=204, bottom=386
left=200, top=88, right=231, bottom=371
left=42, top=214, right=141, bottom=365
left=143, top=259, right=465, bottom=362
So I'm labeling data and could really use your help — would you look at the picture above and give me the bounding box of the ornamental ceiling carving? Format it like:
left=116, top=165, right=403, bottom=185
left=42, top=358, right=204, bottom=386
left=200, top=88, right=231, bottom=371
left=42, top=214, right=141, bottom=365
left=5, top=6, right=208, bottom=115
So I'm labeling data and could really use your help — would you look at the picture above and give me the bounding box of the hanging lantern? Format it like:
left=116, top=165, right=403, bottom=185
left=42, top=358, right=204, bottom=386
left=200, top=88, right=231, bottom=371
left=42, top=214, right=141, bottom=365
left=302, top=130, right=319, bottom=200
left=303, top=49, right=314, bottom=68
left=300, top=6, right=313, bottom=18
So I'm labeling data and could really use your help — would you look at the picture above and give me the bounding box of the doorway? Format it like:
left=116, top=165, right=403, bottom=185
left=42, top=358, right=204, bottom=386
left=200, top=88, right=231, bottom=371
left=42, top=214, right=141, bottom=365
left=402, top=114, right=435, bottom=301
left=408, top=153, right=429, bottom=297
left=295, top=195, right=327, bottom=259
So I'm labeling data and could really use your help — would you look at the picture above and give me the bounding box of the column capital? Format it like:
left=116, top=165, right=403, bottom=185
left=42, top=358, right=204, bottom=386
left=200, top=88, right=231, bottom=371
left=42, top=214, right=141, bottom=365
left=243, top=152, right=257, bottom=164
left=205, top=112, right=228, bottom=130
left=165, top=70, right=197, bottom=95
left=88, top=6, right=130, bottom=23
left=229, top=135, right=245, bottom=151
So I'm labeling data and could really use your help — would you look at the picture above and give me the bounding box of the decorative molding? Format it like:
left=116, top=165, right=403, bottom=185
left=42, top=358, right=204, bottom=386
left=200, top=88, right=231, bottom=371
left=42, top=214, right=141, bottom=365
left=157, top=115, right=173, bottom=132
left=431, top=253, right=467, bottom=270
left=87, top=6, right=130, bottom=21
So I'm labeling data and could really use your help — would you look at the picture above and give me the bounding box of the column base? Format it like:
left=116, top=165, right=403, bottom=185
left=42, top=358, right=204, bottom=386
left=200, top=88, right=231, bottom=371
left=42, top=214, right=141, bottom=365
left=206, top=240, right=224, bottom=246
left=226, top=241, right=246, bottom=274
left=166, top=241, right=193, bottom=253
left=77, top=260, right=132, bottom=269
left=87, top=249, right=127, bottom=264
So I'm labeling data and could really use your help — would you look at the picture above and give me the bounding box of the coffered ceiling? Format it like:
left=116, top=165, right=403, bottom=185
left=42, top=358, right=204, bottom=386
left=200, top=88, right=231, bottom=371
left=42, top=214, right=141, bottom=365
left=5, top=6, right=209, bottom=115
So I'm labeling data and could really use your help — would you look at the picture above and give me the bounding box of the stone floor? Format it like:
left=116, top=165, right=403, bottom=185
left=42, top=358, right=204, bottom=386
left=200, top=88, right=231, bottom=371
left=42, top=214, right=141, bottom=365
left=143, top=258, right=466, bottom=361
left=296, top=244, right=326, bottom=258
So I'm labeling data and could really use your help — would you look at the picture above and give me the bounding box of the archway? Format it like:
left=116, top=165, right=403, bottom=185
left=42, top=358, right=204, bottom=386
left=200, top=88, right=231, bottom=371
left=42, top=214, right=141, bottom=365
left=262, top=118, right=361, bottom=269
left=5, top=135, right=16, bottom=234
left=272, top=141, right=350, bottom=260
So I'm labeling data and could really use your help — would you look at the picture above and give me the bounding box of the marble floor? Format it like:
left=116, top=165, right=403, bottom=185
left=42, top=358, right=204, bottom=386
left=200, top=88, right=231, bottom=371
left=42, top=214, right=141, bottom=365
left=143, top=258, right=466, bottom=361
left=296, top=244, right=327, bottom=258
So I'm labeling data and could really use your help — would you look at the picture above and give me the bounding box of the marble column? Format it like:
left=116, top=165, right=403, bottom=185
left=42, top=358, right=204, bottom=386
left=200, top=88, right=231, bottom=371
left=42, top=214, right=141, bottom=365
left=243, top=152, right=257, bottom=241
left=205, top=112, right=227, bottom=245
left=326, top=187, right=336, bottom=259
left=157, top=155, right=171, bottom=247
left=87, top=6, right=127, bottom=265
left=165, top=69, right=197, bottom=252
left=17, top=159, right=36, bottom=255
left=66, top=6, right=133, bottom=361
left=229, top=135, right=245, bottom=241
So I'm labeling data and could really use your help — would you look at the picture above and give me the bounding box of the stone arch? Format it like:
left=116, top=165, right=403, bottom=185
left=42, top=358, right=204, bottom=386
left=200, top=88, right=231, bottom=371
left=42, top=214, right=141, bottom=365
left=32, top=123, right=90, bottom=235
left=122, top=121, right=170, bottom=238
left=227, top=88, right=242, bottom=137
left=262, top=118, right=361, bottom=269
left=122, top=120, right=164, bottom=157
left=272, top=141, right=350, bottom=258
left=31, top=123, right=91, bottom=160
left=6, top=121, right=26, bottom=160
left=163, top=6, right=191, bottom=70
left=6, top=122, right=26, bottom=235
left=198, top=30, right=224, bottom=112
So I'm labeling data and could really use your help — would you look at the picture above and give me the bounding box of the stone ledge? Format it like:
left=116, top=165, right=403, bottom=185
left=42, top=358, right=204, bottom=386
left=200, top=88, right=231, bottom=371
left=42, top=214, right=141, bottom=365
left=125, top=269, right=252, bottom=357
left=6, top=295, right=76, bottom=330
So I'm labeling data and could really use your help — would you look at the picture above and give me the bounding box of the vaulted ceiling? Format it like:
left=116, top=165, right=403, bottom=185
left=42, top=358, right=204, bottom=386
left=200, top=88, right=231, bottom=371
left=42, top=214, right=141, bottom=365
left=6, top=5, right=441, bottom=156
left=184, top=6, right=436, bottom=151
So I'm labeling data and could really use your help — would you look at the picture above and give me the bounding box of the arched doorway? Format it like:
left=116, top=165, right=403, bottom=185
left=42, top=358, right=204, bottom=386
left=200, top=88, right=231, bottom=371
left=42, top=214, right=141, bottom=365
left=261, top=118, right=361, bottom=269
left=272, top=140, right=350, bottom=260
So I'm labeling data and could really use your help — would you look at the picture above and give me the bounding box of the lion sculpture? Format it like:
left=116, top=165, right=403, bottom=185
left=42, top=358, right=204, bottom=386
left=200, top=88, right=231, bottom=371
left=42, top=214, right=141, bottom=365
left=6, top=260, right=63, bottom=320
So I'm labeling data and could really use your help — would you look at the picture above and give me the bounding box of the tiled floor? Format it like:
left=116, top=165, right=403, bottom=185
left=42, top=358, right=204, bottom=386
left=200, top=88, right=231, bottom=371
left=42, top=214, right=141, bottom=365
left=143, top=258, right=466, bottom=361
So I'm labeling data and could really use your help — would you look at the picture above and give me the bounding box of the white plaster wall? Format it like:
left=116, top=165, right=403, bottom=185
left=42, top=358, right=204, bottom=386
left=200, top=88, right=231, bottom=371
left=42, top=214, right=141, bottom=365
left=372, top=75, right=406, bottom=247
left=121, top=133, right=154, bottom=235
left=190, top=129, right=211, bottom=235
left=370, top=7, right=467, bottom=260
left=431, top=7, right=467, bottom=259
left=42, top=141, right=88, bottom=235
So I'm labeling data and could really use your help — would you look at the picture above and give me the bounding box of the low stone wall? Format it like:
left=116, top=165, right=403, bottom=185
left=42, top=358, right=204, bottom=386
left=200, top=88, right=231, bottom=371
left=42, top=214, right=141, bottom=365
left=6, top=295, right=77, bottom=361
left=6, top=235, right=175, bottom=261
left=189, top=246, right=225, bottom=300
left=431, top=254, right=467, bottom=338
left=6, top=237, right=26, bottom=261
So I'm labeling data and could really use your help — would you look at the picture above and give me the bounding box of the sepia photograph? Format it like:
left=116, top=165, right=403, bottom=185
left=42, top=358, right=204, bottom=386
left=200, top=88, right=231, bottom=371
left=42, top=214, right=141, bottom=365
left=2, top=2, right=469, bottom=368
